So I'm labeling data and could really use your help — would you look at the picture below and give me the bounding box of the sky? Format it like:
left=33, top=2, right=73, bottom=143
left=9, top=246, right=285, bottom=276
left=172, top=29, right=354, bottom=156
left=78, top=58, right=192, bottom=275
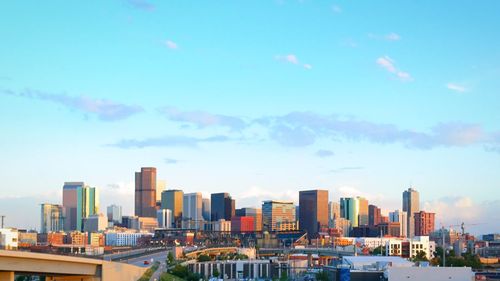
left=0, top=1, right=499, bottom=234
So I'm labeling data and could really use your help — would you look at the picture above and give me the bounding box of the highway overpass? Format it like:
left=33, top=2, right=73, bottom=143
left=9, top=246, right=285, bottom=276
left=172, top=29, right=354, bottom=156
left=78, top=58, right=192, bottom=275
left=0, top=250, right=146, bottom=281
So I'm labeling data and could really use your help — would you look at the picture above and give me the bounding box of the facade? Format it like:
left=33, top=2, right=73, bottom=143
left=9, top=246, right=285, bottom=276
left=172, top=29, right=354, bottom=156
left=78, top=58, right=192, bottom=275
left=378, top=222, right=401, bottom=237
left=202, top=198, right=211, bottom=221
left=161, top=189, right=183, bottom=228
left=157, top=209, right=173, bottom=229
left=414, top=211, right=435, bottom=236
left=389, top=210, right=408, bottom=238
left=358, top=197, right=369, bottom=226
left=210, top=193, right=235, bottom=221
left=105, top=231, right=152, bottom=246
left=340, top=197, right=359, bottom=228
left=275, top=221, right=299, bottom=231
left=138, top=217, right=158, bottom=232
left=183, top=192, right=203, bottom=229
left=231, top=216, right=255, bottom=233
left=188, top=260, right=290, bottom=280
left=403, top=188, right=420, bottom=238
left=212, top=219, right=231, bottom=232
left=83, top=213, right=108, bottom=233
left=135, top=167, right=157, bottom=218
left=334, top=217, right=351, bottom=237
left=40, top=203, right=65, bottom=233
left=235, top=207, right=262, bottom=232
left=299, top=190, right=329, bottom=238
left=121, top=216, right=139, bottom=230
left=0, top=228, right=18, bottom=250
left=328, top=201, right=341, bottom=227
left=62, top=182, right=98, bottom=231
left=156, top=179, right=166, bottom=204
left=106, top=204, right=122, bottom=225
left=262, top=201, right=296, bottom=232
left=368, top=204, right=381, bottom=227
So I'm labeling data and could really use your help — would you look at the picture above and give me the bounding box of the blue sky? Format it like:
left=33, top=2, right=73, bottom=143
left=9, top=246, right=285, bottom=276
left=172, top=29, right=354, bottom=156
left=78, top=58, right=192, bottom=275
left=0, top=0, right=499, bottom=234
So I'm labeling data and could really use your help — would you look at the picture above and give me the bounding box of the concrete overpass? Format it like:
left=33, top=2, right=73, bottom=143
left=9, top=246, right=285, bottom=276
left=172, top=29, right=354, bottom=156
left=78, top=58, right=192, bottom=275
left=0, top=250, right=146, bottom=281
left=258, top=247, right=354, bottom=257
left=184, top=246, right=238, bottom=259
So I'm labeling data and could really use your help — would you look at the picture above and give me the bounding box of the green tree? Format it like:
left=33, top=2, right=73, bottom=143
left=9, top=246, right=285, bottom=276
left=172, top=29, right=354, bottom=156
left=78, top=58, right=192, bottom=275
left=170, top=264, right=189, bottom=278
left=213, top=267, right=220, bottom=278
left=412, top=250, right=428, bottom=262
left=167, top=251, right=174, bottom=264
left=372, top=245, right=386, bottom=256
left=280, top=270, right=288, bottom=281
left=316, top=271, right=329, bottom=281
left=197, top=254, right=211, bottom=262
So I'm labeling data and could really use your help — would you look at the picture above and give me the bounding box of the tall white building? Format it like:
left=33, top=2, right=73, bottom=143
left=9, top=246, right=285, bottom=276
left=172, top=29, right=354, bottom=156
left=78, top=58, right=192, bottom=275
left=157, top=209, right=173, bottom=229
left=40, top=203, right=65, bottom=233
left=328, top=201, right=341, bottom=227
left=389, top=210, right=408, bottom=238
left=106, top=204, right=122, bottom=225
left=183, top=192, right=203, bottom=229
left=403, top=188, right=420, bottom=238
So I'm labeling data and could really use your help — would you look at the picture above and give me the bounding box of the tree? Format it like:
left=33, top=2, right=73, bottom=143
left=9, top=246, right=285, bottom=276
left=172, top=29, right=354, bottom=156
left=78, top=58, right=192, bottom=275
left=170, top=264, right=189, bottom=278
left=213, top=267, right=220, bottom=278
left=197, top=254, right=211, bottom=262
left=280, top=270, right=288, bottom=281
left=167, top=251, right=174, bottom=264
left=372, top=245, right=386, bottom=256
left=316, top=271, right=329, bottom=281
left=412, top=250, right=428, bottom=262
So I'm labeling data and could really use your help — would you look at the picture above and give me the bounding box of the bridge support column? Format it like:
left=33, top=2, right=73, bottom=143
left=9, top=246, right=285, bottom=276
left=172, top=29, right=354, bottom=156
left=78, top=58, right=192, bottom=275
left=0, top=271, right=14, bottom=281
left=307, top=253, right=313, bottom=268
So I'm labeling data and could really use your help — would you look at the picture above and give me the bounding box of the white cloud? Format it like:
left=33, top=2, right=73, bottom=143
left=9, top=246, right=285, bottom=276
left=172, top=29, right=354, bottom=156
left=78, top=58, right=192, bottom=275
left=446, top=83, right=467, bottom=93
left=303, top=64, right=313, bottom=70
left=376, top=56, right=412, bottom=81
left=235, top=186, right=299, bottom=207
left=276, top=54, right=312, bottom=70
left=165, top=40, right=178, bottom=49
left=385, top=33, right=401, bottom=41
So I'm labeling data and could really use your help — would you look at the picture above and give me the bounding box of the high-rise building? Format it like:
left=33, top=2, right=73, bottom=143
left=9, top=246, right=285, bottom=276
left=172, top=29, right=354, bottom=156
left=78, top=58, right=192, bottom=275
left=236, top=207, right=262, bottom=232
left=135, top=167, right=157, bottom=218
left=202, top=198, right=211, bottom=221
left=156, top=180, right=166, bottom=204
left=231, top=216, right=255, bottom=233
left=403, top=188, right=420, bottom=238
left=340, top=197, right=359, bottom=228
left=299, top=190, right=328, bottom=238
left=161, top=189, right=183, bottom=228
left=183, top=192, right=203, bottom=229
left=211, top=193, right=235, bottom=221
left=107, top=204, right=122, bottom=225
left=414, top=211, right=435, bottom=236
left=157, top=209, right=172, bottom=229
left=40, top=203, right=64, bottom=233
left=368, top=204, right=382, bottom=227
left=262, top=201, right=295, bottom=231
left=328, top=202, right=341, bottom=227
left=62, top=182, right=98, bottom=231
left=83, top=213, right=107, bottom=233
left=389, top=210, right=407, bottom=238
left=358, top=197, right=369, bottom=226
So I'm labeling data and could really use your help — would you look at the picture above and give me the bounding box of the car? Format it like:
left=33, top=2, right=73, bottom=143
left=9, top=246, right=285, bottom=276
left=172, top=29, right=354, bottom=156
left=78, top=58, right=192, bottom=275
left=144, top=260, right=150, bottom=265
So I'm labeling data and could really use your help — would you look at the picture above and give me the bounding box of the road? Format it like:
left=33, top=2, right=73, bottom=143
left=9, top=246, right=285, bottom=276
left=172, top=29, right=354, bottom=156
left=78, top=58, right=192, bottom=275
left=118, top=250, right=170, bottom=268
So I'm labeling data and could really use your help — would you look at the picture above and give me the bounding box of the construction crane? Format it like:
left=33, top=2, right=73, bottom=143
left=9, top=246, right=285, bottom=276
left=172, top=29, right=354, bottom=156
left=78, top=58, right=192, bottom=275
left=448, top=222, right=484, bottom=237
left=440, top=222, right=486, bottom=267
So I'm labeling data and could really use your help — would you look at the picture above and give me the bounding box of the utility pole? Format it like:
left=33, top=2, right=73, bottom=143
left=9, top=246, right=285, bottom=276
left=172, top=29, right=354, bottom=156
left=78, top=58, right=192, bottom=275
left=441, top=226, right=446, bottom=267
left=0, top=215, right=5, bottom=228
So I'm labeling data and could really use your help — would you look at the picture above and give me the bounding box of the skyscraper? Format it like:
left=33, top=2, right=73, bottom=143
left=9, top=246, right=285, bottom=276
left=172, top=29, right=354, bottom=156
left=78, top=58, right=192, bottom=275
left=340, top=197, right=359, bottom=228
left=262, top=201, right=295, bottom=231
left=368, top=204, right=381, bottom=227
left=211, top=193, right=235, bottom=221
left=389, top=210, right=407, bottom=238
left=358, top=197, right=369, bottom=226
left=62, top=182, right=98, bottom=231
left=107, top=204, right=122, bottom=225
left=299, top=190, right=328, bottom=238
left=183, top=192, right=203, bottom=229
left=161, top=189, right=183, bottom=228
left=414, top=211, right=435, bottom=236
left=156, top=180, right=167, bottom=204
left=236, top=207, right=262, bottom=232
left=403, top=188, right=420, bottom=238
left=40, top=203, right=64, bottom=233
left=157, top=209, right=172, bottom=229
left=202, top=198, right=211, bottom=221
left=135, top=167, right=157, bottom=218
left=328, top=201, right=341, bottom=226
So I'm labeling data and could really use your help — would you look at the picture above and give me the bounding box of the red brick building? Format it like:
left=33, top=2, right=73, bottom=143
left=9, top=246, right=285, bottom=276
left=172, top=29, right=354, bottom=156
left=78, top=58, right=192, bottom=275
left=231, top=216, right=255, bottom=233
left=414, top=211, right=435, bottom=236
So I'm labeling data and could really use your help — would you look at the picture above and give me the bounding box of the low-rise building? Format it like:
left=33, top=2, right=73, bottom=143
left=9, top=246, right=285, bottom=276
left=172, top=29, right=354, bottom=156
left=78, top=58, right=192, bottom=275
left=105, top=230, right=152, bottom=246
left=188, top=260, right=290, bottom=280
left=0, top=228, right=18, bottom=250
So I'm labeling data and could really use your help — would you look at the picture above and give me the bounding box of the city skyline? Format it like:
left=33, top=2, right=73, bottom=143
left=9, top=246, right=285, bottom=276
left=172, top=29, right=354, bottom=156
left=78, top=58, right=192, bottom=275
left=0, top=1, right=499, bottom=234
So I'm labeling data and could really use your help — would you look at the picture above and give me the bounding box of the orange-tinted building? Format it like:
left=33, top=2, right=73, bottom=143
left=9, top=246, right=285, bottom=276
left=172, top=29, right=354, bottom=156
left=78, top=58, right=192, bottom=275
left=135, top=167, right=157, bottom=218
left=414, top=211, right=435, bottom=236
left=231, top=216, right=255, bottom=233
left=299, top=190, right=329, bottom=238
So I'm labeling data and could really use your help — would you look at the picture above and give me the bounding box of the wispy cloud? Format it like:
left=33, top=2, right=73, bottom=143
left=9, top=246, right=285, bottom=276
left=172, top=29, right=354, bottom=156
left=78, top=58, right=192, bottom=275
left=2, top=89, right=143, bottom=121
left=158, top=106, right=247, bottom=130
left=332, top=5, right=342, bottom=13
left=368, top=33, right=401, bottom=41
left=126, top=0, right=155, bottom=11
left=376, top=56, right=412, bottom=81
left=165, top=158, right=180, bottom=164
left=275, top=54, right=312, bottom=70
left=109, top=135, right=230, bottom=149
left=316, top=149, right=334, bottom=158
left=165, top=40, right=178, bottom=49
left=446, top=83, right=467, bottom=93
left=330, top=166, right=364, bottom=173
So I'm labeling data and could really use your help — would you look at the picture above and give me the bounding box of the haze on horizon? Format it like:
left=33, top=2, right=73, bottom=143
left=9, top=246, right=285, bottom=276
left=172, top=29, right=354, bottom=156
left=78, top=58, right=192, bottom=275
left=0, top=1, right=499, bottom=234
